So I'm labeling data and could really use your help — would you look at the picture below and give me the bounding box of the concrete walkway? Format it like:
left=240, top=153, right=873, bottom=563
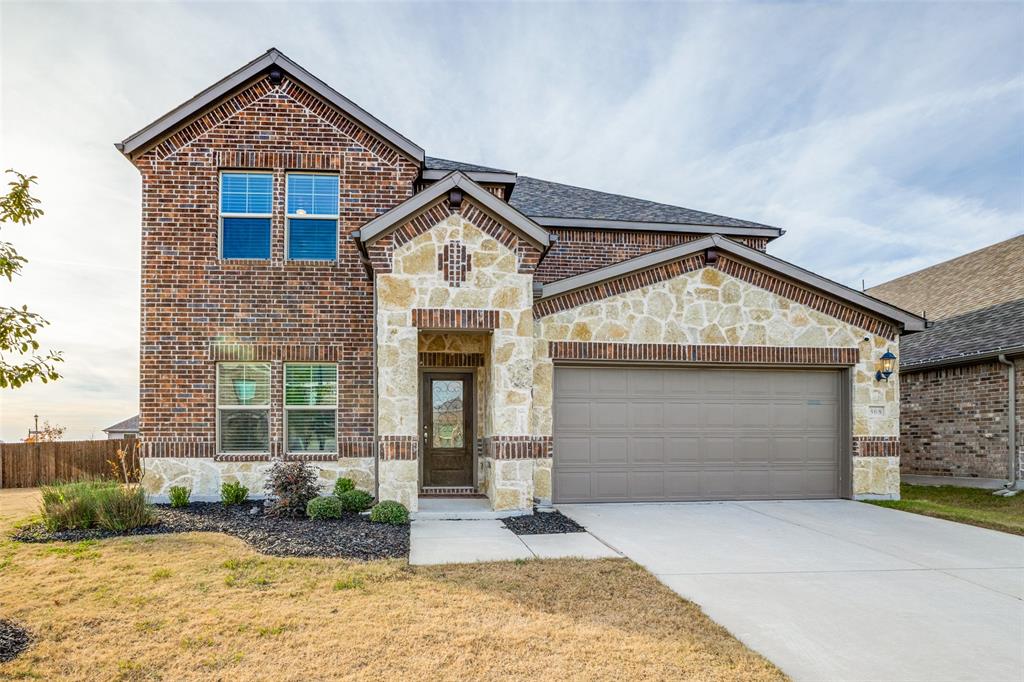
left=560, top=500, right=1024, bottom=682
left=409, top=519, right=620, bottom=565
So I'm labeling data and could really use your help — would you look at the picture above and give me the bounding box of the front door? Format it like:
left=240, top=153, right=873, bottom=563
left=421, top=372, right=474, bottom=488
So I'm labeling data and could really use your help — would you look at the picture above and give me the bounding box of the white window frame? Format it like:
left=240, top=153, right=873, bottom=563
left=284, top=171, right=339, bottom=262
left=219, top=170, right=274, bottom=261
left=216, top=362, right=272, bottom=455
left=284, top=362, right=339, bottom=455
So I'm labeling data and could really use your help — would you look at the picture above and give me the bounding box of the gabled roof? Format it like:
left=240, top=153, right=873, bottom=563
left=510, top=176, right=782, bottom=236
left=899, top=299, right=1024, bottom=370
left=425, top=157, right=513, bottom=174
left=103, top=415, right=139, bottom=434
left=116, top=48, right=424, bottom=162
left=867, top=234, right=1024, bottom=320
left=358, top=172, right=549, bottom=248
left=538, top=234, right=926, bottom=332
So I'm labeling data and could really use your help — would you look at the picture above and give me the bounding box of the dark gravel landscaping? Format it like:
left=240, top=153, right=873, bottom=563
left=12, top=501, right=408, bottom=561
left=0, top=619, right=31, bottom=664
left=503, top=510, right=586, bottom=535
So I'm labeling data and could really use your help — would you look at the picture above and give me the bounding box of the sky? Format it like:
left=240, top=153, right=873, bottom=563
left=1, top=1, right=1022, bottom=441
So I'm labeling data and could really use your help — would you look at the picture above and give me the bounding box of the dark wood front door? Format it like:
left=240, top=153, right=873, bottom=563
left=421, top=372, right=474, bottom=488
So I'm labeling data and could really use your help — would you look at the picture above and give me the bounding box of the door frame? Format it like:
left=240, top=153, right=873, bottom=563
left=418, top=369, right=476, bottom=490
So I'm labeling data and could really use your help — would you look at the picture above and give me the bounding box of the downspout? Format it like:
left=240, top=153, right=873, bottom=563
left=351, top=230, right=379, bottom=500
left=535, top=233, right=558, bottom=267
left=997, top=355, right=1018, bottom=490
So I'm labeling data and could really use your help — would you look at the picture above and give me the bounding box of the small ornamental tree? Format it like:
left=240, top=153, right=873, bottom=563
left=1, top=170, right=62, bottom=388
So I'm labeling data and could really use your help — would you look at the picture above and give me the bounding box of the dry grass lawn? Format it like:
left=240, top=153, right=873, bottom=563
left=0, top=488, right=784, bottom=681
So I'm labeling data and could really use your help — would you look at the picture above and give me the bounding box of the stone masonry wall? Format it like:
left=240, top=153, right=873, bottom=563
left=900, top=358, right=1023, bottom=480
left=533, top=264, right=902, bottom=498
left=376, top=211, right=537, bottom=510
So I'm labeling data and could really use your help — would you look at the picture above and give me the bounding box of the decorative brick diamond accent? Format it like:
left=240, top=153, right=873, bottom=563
left=534, top=254, right=705, bottom=317
left=853, top=436, right=900, bottom=457
left=438, top=240, right=471, bottom=286
left=549, top=342, right=859, bottom=366
left=485, top=436, right=553, bottom=460
left=379, top=436, right=418, bottom=460
left=418, top=352, right=486, bottom=368
left=717, top=257, right=897, bottom=340
left=411, top=308, right=500, bottom=330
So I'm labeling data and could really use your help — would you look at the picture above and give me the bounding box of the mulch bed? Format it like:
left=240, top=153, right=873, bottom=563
left=11, top=501, right=408, bottom=561
left=502, top=510, right=585, bottom=535
left=0, top=619, right=31, bottom=664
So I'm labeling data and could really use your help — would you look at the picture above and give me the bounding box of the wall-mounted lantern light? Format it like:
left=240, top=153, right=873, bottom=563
left=875, top=351, right=897, bottom=382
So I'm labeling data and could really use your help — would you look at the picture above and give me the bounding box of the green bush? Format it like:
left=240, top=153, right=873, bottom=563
left=39, top=480, right=155, bottom=532
left=369, top=500, right=409, bottom=525
left=40, top=479, right=120, bottom=532
left=306, top=496, right=343, bottom=520
left=168, top=486, right=191, bottom=508
left=333, top=477, right=355, bottom=497
left=221, top=481, right=249, bottom=506
left=264, top=461, right=321, bottom=517
left=338, top=489, right=374, bottom=513
left=96, top=485, right=156, bottom=532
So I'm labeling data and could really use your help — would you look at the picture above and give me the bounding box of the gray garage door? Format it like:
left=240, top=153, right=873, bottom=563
left=553, top=366, right=843, bottom=503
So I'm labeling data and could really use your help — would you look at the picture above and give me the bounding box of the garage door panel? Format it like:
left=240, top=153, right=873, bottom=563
left=553, top=367, right=842, bottom=502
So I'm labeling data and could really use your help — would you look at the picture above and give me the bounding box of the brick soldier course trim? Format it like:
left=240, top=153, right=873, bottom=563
left=210, top=343, right=345, bottom=362
left=379, top=436, right=418, bottom=461
left=717, top=257, right=897, bottom=340
left=485, top=436, right=553, bottom=460
left=411, top=308, right=501, bottom=330
left=852, top=436, right=901, bottom=458
left=418, top=352, right=486, bottom=368
left=549, top=342, right=860, bottom=366
left=534, top=254, right=706, bottom=317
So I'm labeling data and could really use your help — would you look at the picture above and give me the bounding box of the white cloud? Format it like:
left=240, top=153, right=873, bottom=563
left=0, top=1, right=1021, bottom=439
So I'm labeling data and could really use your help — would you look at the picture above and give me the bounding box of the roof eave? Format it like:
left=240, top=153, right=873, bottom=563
left=901, top=344, right=1024, bottom=372
left=530, top=216, right=782, bottom=239
left=539, top=234, right=926, bottom=332
left=360, top=172, right=549, bottom=248
left=116, top=48, right=425, bottom=162
left=421, top=169, right=518, bottom=185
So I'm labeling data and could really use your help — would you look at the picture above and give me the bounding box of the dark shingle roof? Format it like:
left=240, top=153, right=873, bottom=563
left=508, top=176, right=775, bottom=229
left=103, top=415, right=139, bottom=433
left=901, top=299, right=1024, bottom=369
left=424, top=157, right=513, bottom=174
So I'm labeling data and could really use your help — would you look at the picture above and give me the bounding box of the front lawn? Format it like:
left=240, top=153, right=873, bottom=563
left=0, top=489, right=784, bottom=681
left=867, top=483, right=1024, bottom=535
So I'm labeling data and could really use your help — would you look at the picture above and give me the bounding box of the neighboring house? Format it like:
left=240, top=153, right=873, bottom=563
left=869, top=240, right=1023, bottom=486
left=117, top=48, right=923, bottom=509
left=102, top=415, right=139, bottom=440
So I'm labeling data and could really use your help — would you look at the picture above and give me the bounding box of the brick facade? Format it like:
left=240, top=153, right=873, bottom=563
left=900, top=358, right=1023, bottom=479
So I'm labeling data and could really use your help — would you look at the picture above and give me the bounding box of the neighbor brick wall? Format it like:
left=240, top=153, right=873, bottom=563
left=900, top=358, right=1023, bottom=479
left=534, top=228, right=769, bottom=284
left=133, top=73, right=419, bottom=457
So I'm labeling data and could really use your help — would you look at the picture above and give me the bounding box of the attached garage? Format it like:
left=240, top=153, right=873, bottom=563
left=553, top=366, right=849, bottom=503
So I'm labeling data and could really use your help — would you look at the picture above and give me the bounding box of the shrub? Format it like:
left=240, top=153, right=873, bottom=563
left=338, top=489, right=374, bottom=513
left=40, top=479, right=120, bottom=531
left=220, top=481, right=249, bottom=506
left=265, top=461, right=321, bottom=517
left=370, top=500, right=409, bottom=525
left=333, top=477, right=355, bottom=497
left=306, top=496, right=343, bottom=520
left=168, top=486, right=191, bottom=508
left=95, top=485, right=156, bottom=532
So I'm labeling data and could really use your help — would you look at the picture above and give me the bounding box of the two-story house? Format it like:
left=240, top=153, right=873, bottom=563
left=119, top=48, right=923, bottom=512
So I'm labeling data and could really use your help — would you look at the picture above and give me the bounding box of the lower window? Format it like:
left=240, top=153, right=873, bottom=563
left=285, top=364, right=337, bottom=453
left=217, top=363, right=271, bottom=453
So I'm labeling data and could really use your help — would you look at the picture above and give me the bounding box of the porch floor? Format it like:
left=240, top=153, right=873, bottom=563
left=413, top=496, right=530, bottom=520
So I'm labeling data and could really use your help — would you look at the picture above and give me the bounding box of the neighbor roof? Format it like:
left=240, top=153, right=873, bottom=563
left=539, top=234, right=927, bottom=332
left=867, top=234, right=1024, bottom=320
left=116, top=48, right=424, bottom=162
left=103, top=415, right=139, bottom=434
left=900, top=299, right=1024, bottom=370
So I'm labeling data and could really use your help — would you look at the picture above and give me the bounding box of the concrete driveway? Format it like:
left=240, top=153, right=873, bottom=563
left=559, top=500, right=1024, bottom=682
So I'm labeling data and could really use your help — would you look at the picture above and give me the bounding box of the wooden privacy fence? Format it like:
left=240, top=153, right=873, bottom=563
left=0, top=440, right=140, bottom=489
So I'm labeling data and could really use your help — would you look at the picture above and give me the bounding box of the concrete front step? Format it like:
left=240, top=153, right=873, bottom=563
left=411, top=496, right=531, bottom=520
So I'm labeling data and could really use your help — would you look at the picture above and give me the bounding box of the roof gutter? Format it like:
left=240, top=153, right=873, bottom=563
left=530, top=216, right=783, bottom=239
left=901, top=345, right=1024, bottom=373
left=997, top=354, right=1018, bottom=490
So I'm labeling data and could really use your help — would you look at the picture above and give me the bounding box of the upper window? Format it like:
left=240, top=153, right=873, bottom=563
left=286, top=174, right=338, bottom=261
left=284, top=363, right=338, bottom=454
left=217, top=363, right=271, bottom=453
left=220, top=172, right=272, bottom=259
